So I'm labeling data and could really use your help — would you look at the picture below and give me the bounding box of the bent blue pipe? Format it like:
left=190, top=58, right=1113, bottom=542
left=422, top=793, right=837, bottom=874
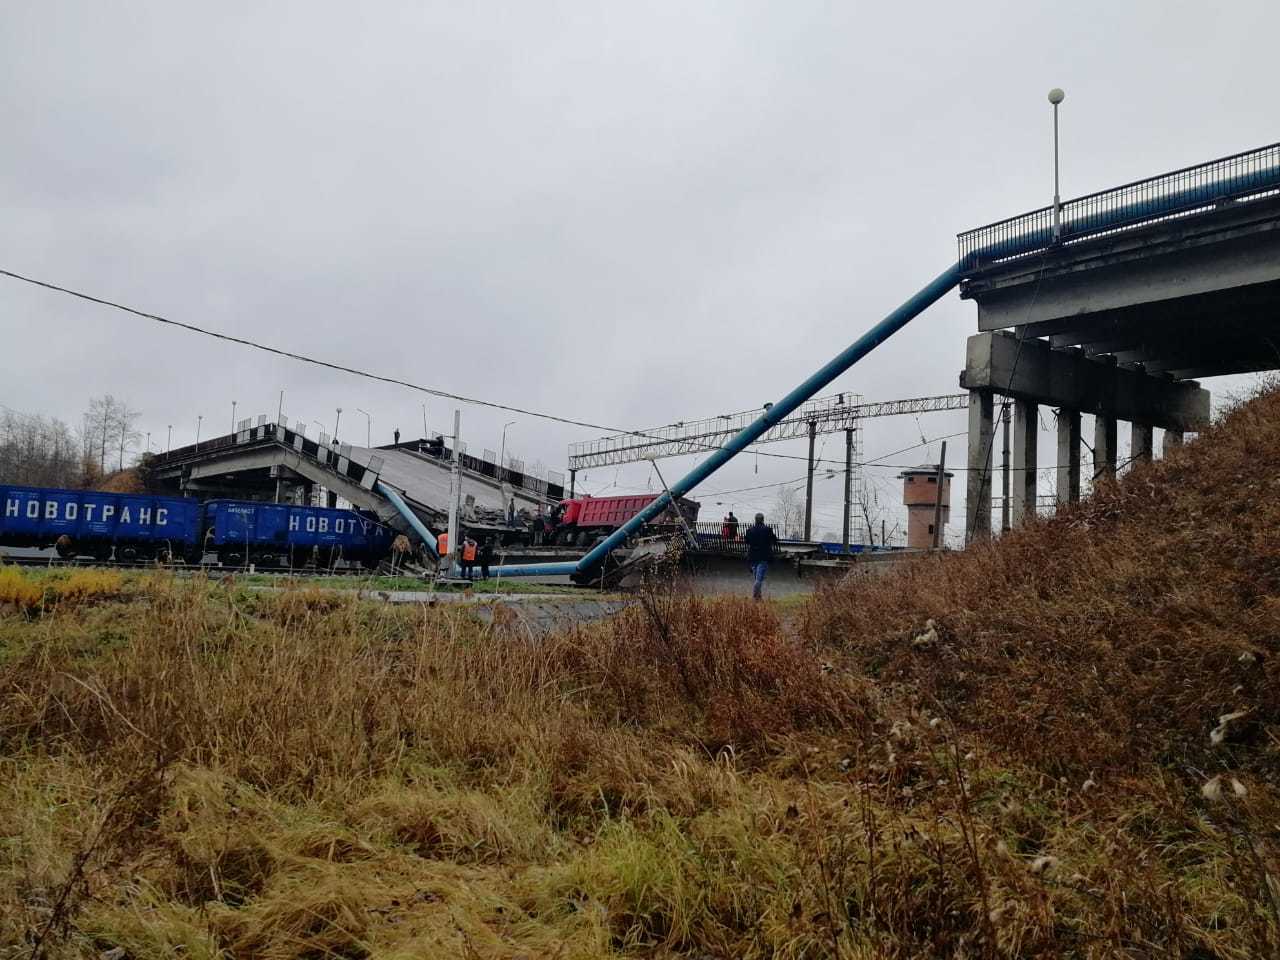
left=490, top=560, right=580, bottom=578
left=488, top=263, right=963, bottom=578
left=374, top=481, right=438, bottom=557
left=491, top=163, right=1280, bottom=580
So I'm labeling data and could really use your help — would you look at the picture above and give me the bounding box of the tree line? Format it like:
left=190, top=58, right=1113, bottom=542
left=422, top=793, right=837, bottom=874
left=0, top=396, right=143, bottom=488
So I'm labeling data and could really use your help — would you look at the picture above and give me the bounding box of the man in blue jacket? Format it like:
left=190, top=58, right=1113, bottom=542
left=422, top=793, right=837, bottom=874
left=742, top=512, right=779, bottom=600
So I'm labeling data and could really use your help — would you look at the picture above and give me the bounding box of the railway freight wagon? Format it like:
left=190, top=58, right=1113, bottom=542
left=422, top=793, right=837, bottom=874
left=0, top=484, right=203, bottom=561
left=0, top=483, right=397, bottom=569
left=204, top=500, right=393, bottom=568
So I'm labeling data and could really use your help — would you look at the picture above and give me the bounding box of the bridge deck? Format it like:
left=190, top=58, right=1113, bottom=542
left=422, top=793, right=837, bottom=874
left=956, top=143, right=1280, bottom=382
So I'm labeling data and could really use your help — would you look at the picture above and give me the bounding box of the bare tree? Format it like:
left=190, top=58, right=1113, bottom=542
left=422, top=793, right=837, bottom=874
left=114, top=400, right=141, bottom=471
left=79, top=395, right=142, bottom=473
left=773, top=486, right=805, bottom=539
left=0, top=409, right=81, bottom=487
left=84, top=396, right=116, bottom=473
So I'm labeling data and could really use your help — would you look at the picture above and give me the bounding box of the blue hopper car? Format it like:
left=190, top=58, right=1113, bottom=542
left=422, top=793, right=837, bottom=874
left=204, top=500, right=393, bottom=568
left=0, top=484, right=203, bottom=561
left=0, top=484, right=397, bottom=568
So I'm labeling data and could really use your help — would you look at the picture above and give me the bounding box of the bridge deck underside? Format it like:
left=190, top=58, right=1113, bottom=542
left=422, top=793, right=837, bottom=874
left=961, top=197, right=1280, bottom=380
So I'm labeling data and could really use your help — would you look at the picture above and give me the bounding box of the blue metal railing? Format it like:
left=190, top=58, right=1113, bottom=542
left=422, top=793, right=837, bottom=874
left=958, top=141, right=1280, bottom=270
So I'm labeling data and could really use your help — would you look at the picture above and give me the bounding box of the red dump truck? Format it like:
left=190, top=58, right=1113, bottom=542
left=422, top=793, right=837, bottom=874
left=548, top=493, right=699, bottom=546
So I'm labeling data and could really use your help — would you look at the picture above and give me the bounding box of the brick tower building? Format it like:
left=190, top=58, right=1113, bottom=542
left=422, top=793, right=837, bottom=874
left=900, top=464, right=953, bottom=549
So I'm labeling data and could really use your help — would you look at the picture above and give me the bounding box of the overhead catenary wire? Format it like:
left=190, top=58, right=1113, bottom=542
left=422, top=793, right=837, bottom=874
left=0, top=266, right=964, bottom=473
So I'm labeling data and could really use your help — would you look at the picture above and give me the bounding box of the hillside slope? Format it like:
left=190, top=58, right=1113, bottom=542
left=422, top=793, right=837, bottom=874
left=1, top=387, right=1279, bottom=958
left=804, top=383, right=1280, bottom=776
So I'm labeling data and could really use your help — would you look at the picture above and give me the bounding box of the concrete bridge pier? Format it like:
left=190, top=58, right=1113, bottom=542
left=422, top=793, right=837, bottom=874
left=965, top=392, right=994, bottom=541
left=1094, top=414, right=1118, bottom=481
left=1131, top=423, right=1154, bottom=464
left=1011, top=398, right=1038, bottom=525
left=961, top=332, right=1210, bottom=542
left=1055, top=409, right=1081, bottom=509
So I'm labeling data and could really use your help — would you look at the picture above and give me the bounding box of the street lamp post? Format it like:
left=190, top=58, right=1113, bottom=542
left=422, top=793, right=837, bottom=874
left=231, top=400, right=237, bottom=433
left=498, top=420, right=516, bottom=482
left=167, top=425, right=172, bottom=453
left=421, top=403, right=428, bottom=440
left=356, top=407, right=372, bottom=447
left=334, top=407, right=342, bottom=443
left=1049, top=87, right=1065, bottom=241
left=195, top=415, right=203, bottom=450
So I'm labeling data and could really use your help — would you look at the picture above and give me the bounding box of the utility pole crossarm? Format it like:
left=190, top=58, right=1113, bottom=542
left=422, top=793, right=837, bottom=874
left=567, top=393, right=968, bottom=469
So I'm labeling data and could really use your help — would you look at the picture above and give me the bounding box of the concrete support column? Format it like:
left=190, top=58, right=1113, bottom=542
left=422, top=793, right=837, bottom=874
left=1000, top=405, right=1011, bottom=533
left=1164, top=429, right=1184, bottom=452
left=965, top=391, right=993, bottom=543
left=1011, top=398, right=1038, bottom=526
left=1093, top=415, right=1118, bottom=480
left=1131, top=423, right=1154, bottom=464
left=1056, top=409, right=1081, bottom=506
left=274, top=478, right=285, bottom=504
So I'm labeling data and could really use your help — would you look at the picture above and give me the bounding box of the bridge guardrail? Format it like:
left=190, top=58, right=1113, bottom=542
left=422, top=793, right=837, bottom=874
left=958, top=141, right=1280, bottom=270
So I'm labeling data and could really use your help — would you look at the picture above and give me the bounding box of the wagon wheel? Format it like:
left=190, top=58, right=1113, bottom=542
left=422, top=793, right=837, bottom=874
left=55, top=536, right=77, bottom=559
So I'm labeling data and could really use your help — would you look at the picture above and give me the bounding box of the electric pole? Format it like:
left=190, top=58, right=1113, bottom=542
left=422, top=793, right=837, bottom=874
left=445, top=409, right=462, bottom=578
left=804, top=420, right=816, bottom=540
left=842, top=427, right=853, bottom=553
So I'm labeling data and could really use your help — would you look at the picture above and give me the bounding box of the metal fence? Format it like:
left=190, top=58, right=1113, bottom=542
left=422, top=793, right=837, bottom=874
left=691, top=521, right=775, bottom=556
left=958, top=141, right=1280, bottom=270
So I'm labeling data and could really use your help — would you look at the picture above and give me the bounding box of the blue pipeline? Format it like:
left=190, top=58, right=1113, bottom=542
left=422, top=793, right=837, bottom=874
left=374, top=481, right=438, bottom=558
left=490, top=162, right=1280, bottom=580
left=487, top=263, right=964, bottom=578
left=491, top=560, right=580, bottom=578
left=965, top=164, right=1280, bottom=267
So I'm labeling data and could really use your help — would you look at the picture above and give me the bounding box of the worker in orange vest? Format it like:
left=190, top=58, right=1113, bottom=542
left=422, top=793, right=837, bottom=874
left=462, top=537, right=478, bottom=580
left=436, top=531, right=449, bottom=577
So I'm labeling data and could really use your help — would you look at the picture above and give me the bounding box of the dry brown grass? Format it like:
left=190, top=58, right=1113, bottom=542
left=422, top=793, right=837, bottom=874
left=94, top=469, right=146, bottom=494
left=3, top=385, right=1280, bottom=957
left=801, top=385, right=1280, bottom=779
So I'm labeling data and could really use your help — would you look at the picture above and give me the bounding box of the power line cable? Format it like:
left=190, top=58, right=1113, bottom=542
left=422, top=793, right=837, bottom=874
left=0, top=267, right=636, bottom=435
left=0, top=267, right=965, bottom=473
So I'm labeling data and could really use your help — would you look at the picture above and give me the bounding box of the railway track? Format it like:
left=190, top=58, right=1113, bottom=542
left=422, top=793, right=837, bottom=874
left=0, top=554, right=406, bottom=579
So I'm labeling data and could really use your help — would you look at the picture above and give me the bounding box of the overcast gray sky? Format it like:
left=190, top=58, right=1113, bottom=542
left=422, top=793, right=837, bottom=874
left=3, top=1, right=1277, bottom=541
